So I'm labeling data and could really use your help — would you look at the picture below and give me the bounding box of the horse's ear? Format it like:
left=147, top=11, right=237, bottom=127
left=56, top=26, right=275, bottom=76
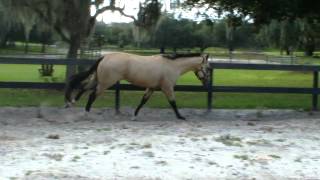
left=202, top=54, right=209, bottom=63
left=205, top=54, right=209, bottom=62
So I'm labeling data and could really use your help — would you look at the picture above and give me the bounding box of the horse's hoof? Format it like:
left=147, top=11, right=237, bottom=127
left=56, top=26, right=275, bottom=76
left=84, top=111, right=89, bottom=117
left=131, top=116, right=138, bottom=121
left=64, top=102, right=72, bottom=108
left=177, top=116, right=186, bottom=120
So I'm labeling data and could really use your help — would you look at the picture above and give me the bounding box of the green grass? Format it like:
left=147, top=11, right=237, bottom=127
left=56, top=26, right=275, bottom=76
left=0, top=43, right=58, bottom=55
left=0, top=64, right=313, bottom=87
left=0, top=68, right=316, bottom=109
left=0, top=64, right=66, bottom=82
left=0, top=89, right=315, bottom=109
left=0, top=45, right=318, bottom=109
left=179, top=70, right=312, bottom=87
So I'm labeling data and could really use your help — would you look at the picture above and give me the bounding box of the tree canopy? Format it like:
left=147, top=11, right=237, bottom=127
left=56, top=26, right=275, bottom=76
left=186, top=0, right=320, bottom=25
left=1, top=0, right=319, bottom=58
left=0, top=0, right=161, bottom=77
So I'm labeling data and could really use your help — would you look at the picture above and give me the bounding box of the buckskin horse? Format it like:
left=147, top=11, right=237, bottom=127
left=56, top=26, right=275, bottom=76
left=65, top=52, right=210, bottom=120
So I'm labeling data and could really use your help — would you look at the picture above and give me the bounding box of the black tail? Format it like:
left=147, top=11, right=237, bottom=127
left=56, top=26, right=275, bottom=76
left=64, top=56, right=104, bottom=106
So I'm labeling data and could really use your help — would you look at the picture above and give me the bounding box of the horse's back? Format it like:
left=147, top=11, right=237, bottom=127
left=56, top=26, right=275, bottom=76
left=97, top=53, right=168, bottom=88
left=100, top=52, right=163, bottom=71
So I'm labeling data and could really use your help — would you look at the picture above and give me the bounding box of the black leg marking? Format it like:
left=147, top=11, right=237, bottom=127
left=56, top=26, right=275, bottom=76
left=169, top=100, right=185, bottom=120
left=134, top=96, right=149, bottom=116
left=134, top=97, right=148, bottom=116
left=134, top=89, right=153, bottom=116
left=85, top=90, right=97, bottom=112
left=75, top=89, right=86, bottom=101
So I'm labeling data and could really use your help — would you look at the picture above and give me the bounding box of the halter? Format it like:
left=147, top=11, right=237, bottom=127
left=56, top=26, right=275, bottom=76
left=195, top=69, right=207, bottom=80
left=194, top=55, right=209, bottom=82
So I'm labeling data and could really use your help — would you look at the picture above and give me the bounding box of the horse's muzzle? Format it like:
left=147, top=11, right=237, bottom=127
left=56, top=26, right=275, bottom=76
left=64, top=102, right=72, bottom=108
left=201, top=79, right=210, bottom=89
left=64, top=103, right=70, bottom=108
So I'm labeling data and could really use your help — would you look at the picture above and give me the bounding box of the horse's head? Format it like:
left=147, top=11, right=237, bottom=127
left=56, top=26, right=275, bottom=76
left=194, top=54, right=210, bottom=87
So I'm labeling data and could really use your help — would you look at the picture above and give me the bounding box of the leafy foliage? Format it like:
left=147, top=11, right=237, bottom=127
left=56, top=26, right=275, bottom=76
left=185, top=0, right=320, bottom=25
left=135, top=0, right=161, bottom=30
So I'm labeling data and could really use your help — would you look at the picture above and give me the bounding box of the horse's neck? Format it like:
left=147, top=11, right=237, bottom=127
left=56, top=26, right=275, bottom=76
left=173, top=57, right=202, bottom=75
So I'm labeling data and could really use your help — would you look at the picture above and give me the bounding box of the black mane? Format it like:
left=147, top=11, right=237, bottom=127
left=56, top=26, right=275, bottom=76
left=162, top=53, right=201, bottom=60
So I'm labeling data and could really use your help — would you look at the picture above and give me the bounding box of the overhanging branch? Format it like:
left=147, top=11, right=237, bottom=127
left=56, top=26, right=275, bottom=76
left=93, top=5, right=137, bottom=22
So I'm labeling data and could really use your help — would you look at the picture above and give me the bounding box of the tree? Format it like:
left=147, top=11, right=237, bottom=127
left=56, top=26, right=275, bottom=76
left=279, top=19, right=299, bottom=55
left=135, top=0, right=161, bottom=30
left=297, top=19, right=320, bottom=56
left=0, top=1, right=20, bottom=47
left=194, top=20, right=215, bottom=52
left=33, top=22, right=55, bottom=53
left=256, top=18, right=319, bottom=56
left=133, top=0, right=162, bottom=48
left=3, top=0, right=146, bottom=77
left=256, top=20, right=281, bottom=48
left=153, top=14, right=198, bottom=53
left=186, top=0, right=320, bottom=55
left=95, top=22, right=134, bottom=48
left=185, top=0, right=320, bottom=25
left=0, top=9, right=11, bottom=47
left=225, top=14, right=242, bottom=52
left=18, top=7, right=37, bottom=53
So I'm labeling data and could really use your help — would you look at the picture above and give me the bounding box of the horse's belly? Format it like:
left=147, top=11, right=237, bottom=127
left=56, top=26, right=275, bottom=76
left=126, top=75, right=159, bottom=88
left=124, top=62, right=163, bottom=88
left=128, top=79, right=158, bottom=88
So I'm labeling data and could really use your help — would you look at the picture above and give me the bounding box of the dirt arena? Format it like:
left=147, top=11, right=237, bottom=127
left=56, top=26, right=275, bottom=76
left=1, top=107, right=320, bottom=179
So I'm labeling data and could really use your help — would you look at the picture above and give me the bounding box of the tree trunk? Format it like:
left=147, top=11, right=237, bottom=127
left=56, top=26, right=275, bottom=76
left=24, top=27, right=31, bottom=54
left=200, top=46, right=206, bottom=53
left=228, top=41, right=234, bottom=52
left=173, top=47, right=177, bottom=53
left=41, top=43, right=46, bottom=53
left=160, top=47, right=165, bottom=54
left=304, top=42, right=315, bottom=56
left=305, top=47, right=314, bottom=56
left=41, top=32, right=48, bottom=53
left=66, top=36, right=80, bottom=78
left=286, top=47, right=290, bottom=56
left=24, top=39, right=29, bottom=54
left=0, top=34, right=8, bottom=48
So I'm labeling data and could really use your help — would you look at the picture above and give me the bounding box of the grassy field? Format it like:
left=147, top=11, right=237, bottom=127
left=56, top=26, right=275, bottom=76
left=0, top=42, right=60, bottom=55
left=0, top=64, right=66, bottom=82
left=0, top=88, right=314, bottom=110
left=0, top=64, right=313, bottom=87
left=0, top=44, right=318, bottom=109
left=0, top=66, right=316, bottom=109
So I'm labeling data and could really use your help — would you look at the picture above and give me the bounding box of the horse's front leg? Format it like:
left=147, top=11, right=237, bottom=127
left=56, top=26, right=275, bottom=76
left=74, top=88, right=86, bottom=102
left=134, top=88, right=154, bottom=117
left=161, top=85, right=186, bottom=120
left=85, top=84, right=106, bottom=112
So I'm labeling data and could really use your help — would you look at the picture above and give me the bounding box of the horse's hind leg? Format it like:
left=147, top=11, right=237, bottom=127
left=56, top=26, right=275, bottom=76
left=161, top=85, right=186, bottom=120
left=134, top=88, right=154, bottom=117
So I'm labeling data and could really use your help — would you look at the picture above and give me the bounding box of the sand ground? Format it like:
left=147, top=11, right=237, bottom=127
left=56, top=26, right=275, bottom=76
left=0, top=107, right=320, bottom=180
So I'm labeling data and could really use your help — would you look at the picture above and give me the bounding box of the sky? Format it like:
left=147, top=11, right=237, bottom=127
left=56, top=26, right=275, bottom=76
left=92, top=0, right=216, bottom=24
